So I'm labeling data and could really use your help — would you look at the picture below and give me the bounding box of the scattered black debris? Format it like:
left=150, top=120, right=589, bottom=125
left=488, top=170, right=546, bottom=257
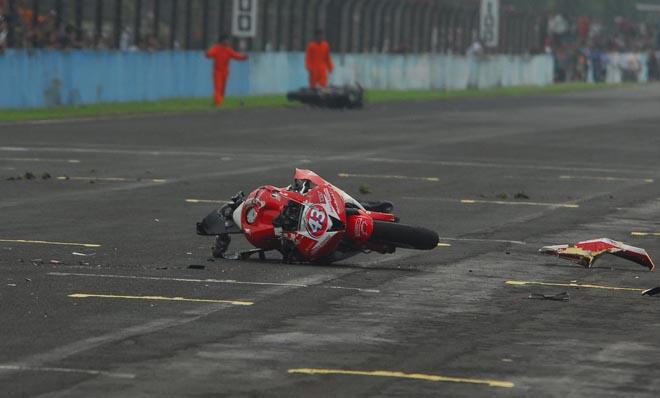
left=24, top=172, right=36, bottom=180
left=206, top=257, right=215, bottom=262
left=156, top=266, right=168, bottom=270
left=359, top=185, right=372, bottom=195
left=528, top=292, right=569, bottom=302
left=89, top=180, right=95, bottom=184
left=90, top=169, right=96, bottom=174
left=642, top=287, right=660, bottom=296
left=41, top=172, right=52, bottom=180
left=188, top=264, right=206, bottom=270
left=6, top=176, right=19, bottom=181
left=496, top=193, right=509, bottom=200
left=514, top=192, right=530, bottom=200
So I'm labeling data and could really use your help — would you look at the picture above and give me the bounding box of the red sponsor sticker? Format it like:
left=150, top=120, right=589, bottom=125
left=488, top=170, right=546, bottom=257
left=305, top=205, right=329, bottom=238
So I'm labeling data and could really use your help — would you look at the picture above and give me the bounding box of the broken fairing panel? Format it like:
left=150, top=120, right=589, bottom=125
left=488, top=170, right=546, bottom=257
left=539, top=238, right=656, bottom=271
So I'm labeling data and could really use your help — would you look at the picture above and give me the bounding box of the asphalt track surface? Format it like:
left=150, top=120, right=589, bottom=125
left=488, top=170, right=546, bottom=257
left=1, top=85, right=660, bottom=397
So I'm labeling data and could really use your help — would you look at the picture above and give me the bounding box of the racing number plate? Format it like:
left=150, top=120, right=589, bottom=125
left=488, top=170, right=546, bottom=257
left=304, top=204, right=329, bottom=238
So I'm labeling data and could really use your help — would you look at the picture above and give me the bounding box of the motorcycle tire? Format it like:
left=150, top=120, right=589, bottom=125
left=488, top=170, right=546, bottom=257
left=370, top=221, right=439, bottom=250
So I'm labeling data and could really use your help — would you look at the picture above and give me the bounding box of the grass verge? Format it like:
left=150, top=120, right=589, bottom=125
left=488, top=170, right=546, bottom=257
left=0, top=83, right=619, bottom=123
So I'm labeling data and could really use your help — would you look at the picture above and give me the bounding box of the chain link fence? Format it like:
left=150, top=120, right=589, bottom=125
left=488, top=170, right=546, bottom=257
left=2, top=0, right=544, bottom=54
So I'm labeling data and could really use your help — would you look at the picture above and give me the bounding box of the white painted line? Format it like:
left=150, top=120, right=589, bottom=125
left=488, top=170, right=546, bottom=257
left=437, top=237, right=526, bottom=245
left=364, top=157, right=652, bottom=175
left=69, top=293, right=253, bottom=306
left=57, top=176, right=167, bottom=183
left=559, top=175, right=654, bottom=183
left=48, top=272, right=381, bottom=293
left=185, top=198, right=230, bottom=204
left=459, top=199, right=579, bottom=208
left=0, top=157, right=80, bottom=163
left=338, top=173, right=439, bottom=182
left=405, top=197, right=579, bottom=208
left=0, top=145, right=298, bottom=161
left=0, top=364, right=135, bottom=379
left=0, top=239, right=101, bottom=248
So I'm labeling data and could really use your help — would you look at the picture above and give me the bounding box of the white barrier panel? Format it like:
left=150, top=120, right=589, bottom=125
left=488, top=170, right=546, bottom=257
left=326, top=54, right=554, bottom=91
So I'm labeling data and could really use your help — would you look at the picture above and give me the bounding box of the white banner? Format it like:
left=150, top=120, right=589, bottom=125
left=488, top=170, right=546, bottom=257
left=232, top=0, right=258, bottom=38
left=480, top=0, right=499, bottom=48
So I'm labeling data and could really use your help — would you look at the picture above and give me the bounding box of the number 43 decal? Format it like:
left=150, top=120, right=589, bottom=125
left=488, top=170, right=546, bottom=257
left=305, top=205, right=329, bottom=238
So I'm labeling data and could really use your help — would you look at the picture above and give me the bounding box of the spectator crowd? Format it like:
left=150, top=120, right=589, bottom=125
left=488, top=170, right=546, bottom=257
left=545, top=13, right=660, bottom=82
left=0, top=3, right=162, bottom=52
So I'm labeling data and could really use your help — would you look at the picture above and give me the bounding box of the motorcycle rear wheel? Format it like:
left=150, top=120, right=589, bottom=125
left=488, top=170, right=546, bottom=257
left=370, top=221, right=439, bottom=250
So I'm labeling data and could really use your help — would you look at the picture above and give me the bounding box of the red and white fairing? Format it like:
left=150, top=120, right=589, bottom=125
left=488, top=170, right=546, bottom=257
left=291, top=184, right=346, bottom=259
left=236, top=169, right=385, bottom=261
left=540, top=238, right=656, bottom=271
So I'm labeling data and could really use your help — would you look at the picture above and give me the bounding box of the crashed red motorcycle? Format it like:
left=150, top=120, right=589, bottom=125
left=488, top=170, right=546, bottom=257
left=197, top=169, right=439, bottom=263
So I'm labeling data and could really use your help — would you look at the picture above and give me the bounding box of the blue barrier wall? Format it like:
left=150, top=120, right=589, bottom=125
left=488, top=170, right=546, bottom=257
left=0, top=50, right=554, bottom=109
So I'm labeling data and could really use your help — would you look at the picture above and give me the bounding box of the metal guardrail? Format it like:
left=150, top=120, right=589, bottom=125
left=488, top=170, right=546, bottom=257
left=2, top=0, right=542, bottom=54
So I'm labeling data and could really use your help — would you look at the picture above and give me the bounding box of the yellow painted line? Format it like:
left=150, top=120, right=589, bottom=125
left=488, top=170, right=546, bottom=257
left=631, top=232, right=660, bottom=237
left=288, top=368, right=514, bottom=388
left=437, top=243, right=452, bottom=247
left=505, top=280, right=644, bottom=292
left=0, top=157, right=80, bottom=163
left=338, top=173, right=439, bottom=182
left=185, top=198, right=230, bottom=204
left=0, top=239, right=101, bottom=248
left=460, top=199, right=579, bottom=208
left=68, top=293, right=254, bottom=306
left=56, top=176, right=166, bottom=182
left=559, top=175, right=654, bottom=183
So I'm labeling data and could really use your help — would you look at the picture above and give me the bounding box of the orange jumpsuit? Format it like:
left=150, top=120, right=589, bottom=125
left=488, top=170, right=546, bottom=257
left=305, top=40, right=334, bottom=88
left=206, top=44, right=248, bottom=105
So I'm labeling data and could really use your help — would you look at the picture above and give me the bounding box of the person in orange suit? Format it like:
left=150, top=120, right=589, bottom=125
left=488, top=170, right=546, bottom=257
left=206, top=34, right=248, bottom=106
left=306, top=29, right=334, bottom=88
